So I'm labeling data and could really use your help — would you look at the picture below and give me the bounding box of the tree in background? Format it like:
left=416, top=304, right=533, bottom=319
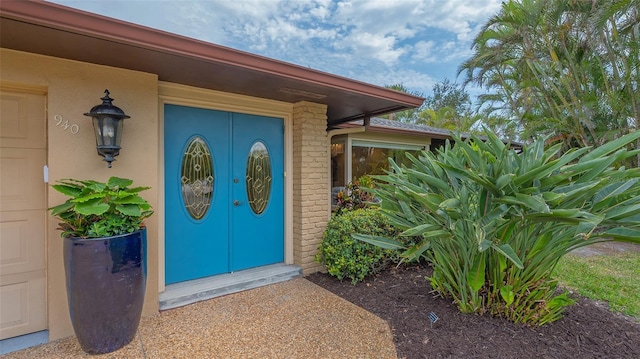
left=386, top=80, right=483, bottom=135
left=421, top=79, right=472, bottom=121
left=459, top=0, right=639, bottom=157
left=384, top=83, right=425, bottom=123
left=416, top=79, right=480, bottom=133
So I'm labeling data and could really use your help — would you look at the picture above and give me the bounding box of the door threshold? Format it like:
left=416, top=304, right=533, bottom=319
left=159, top=263, right=302, bottom=310
left=0, top=330, right=49, bottom=355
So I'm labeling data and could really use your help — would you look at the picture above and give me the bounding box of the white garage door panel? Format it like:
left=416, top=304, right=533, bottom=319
left=0, top=91, right=46, bottom=149
left=0, top=272, right=46, bottom=340
left=0, top=210, right=46, bottom=275
left=0, top=86, right=47, bottom=340
left=0, top=148, right=46, bottom=212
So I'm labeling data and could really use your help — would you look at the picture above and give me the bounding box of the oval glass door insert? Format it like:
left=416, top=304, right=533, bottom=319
left=246, top=141, right=272, bottom=215
left=181, top=136, right=214, bottom=220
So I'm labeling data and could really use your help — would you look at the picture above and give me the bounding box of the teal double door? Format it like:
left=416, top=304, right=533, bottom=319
left=164, top=105, right=284, bottom=285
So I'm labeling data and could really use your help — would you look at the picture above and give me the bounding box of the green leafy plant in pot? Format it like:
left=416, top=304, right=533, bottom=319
left=49, top=176, right=153, bottom=354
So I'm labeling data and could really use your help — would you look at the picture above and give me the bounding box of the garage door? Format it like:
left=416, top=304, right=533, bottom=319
left=0, top=87, right=47, bottom=340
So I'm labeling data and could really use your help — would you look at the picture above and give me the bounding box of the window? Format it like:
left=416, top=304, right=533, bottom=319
left=351, top=140, right=423, bottom=180
left=330, top=140, right=346, bottom=188
left=181, top=136, right=214, bottom=220
left=330, top=136, right=426, bottom=206
left=246, top=141, right=272, bottom=215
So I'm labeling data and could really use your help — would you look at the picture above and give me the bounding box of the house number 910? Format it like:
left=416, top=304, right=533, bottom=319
left=54, top=115, right=79, bottom=135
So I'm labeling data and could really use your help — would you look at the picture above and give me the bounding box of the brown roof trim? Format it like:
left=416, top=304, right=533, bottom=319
left=0, top=1, right=424, bottom=122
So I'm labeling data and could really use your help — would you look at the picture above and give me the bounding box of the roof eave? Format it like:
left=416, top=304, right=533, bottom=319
left=0, top=1, right=425, bottom=123
left=333, top=121, right=455, bottom=139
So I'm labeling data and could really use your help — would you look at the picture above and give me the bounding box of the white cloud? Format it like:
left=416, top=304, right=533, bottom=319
left=412, top=40, right=437, bottom=63
left=309, top=3, right=331, bottom=19
left=366, top=68, right=438, bottom=94
left=343, top=32, right=406, bottom=65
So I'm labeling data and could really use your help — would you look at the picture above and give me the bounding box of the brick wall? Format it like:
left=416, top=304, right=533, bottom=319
left=292, top=101, right=329, bottom=274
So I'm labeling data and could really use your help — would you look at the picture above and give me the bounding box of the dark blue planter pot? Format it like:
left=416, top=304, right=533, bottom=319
left=64, top=229, right=147, bottom=355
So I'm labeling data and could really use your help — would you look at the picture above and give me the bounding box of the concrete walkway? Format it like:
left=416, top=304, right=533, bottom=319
left=570, top=241, right=640, bottom=257
left=1, top=278, right=396, bottom=359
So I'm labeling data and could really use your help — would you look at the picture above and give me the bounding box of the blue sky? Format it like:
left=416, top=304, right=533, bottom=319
left=51, top=0, right=502, bottom=98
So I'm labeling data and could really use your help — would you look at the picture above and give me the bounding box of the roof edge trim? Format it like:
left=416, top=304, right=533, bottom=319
left=0, top=1, right=424, bottom=107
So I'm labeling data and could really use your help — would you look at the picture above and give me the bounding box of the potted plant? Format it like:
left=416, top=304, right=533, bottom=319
left=49, top=176, right=153, bottom=354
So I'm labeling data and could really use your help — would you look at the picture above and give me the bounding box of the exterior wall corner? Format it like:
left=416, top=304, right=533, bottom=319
left=291, top=101, right=328, bottom=274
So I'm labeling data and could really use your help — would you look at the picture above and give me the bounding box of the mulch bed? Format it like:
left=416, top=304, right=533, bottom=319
left=306, top=263, right=640, bottom=359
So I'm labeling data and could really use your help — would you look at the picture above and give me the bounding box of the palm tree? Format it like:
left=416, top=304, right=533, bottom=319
left=460, top=0, right=639, bottom=159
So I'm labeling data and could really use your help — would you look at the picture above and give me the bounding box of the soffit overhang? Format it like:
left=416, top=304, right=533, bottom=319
left=0, top=1, right=424, bottom=125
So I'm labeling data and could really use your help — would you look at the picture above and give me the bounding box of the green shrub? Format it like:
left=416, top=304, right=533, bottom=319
left=356, top=130, right=640, bottom=325
left=315, top=208, right=399, bottom=284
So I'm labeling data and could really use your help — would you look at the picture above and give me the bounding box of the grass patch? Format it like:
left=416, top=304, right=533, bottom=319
left=553, top=251, right=640, bottom=318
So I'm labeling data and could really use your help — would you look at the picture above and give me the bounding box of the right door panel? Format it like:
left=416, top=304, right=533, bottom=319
left=230, top=113, right=284, bottom=272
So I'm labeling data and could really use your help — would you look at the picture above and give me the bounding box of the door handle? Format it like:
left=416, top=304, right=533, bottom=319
left=233, top=200, right=240, bottom=206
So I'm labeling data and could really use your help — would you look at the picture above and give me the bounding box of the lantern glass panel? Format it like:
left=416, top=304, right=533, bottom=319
left=92, top=117, right=103, bottom=146
left=93, top=116, right=124, bottom=148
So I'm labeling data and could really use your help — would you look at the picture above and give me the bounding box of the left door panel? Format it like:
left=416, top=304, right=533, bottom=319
left=164, top=105, right=231, bottom=284
left=0, top=89, right=47, bottom=340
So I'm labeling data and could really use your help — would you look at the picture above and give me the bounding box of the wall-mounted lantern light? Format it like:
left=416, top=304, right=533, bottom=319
left=84, top=90, right=130, bottom=168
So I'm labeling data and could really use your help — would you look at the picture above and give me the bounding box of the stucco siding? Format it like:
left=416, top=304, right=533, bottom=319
left=1, top=48, right=159, bottom=340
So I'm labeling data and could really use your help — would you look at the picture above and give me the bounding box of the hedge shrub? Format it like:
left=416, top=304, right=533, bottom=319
left=315, top=208, right=399, bottom=284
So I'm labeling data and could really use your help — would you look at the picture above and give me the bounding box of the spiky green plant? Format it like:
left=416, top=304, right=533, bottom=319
left=356, top=130, right=640, bottom=325
left=49, top=177, right=153, bottom=238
